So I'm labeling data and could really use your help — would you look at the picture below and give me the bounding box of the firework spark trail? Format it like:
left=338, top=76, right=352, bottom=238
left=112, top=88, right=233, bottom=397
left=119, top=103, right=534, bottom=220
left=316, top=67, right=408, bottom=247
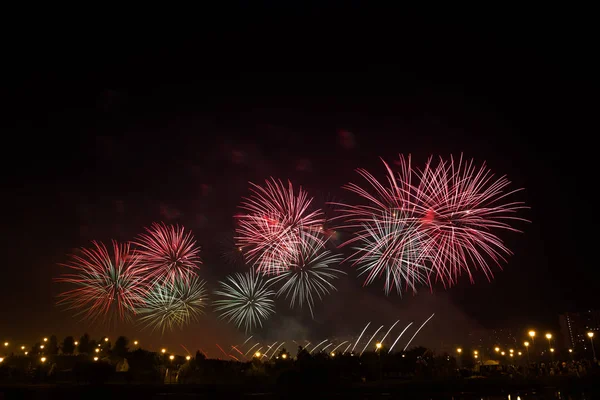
left=351, top=322, right=371, bottom=353
left=244, top=343, right=260, bottom=356
left=180, top=344, right=192, bottom=355
left=231, top=345, right=244, bottom=356
left=263, top=342, right=278, bottom=358
left=56, top=240, right=148, bottom=323
left=268, top=234, right=344, bottom=318
left=229, top=354, right=240, bottom=361
left=343, top=343, right=352, bottom=354
left=134, top=222, right=201, bottom=283
left=235, top=178, right=326, bottom=275
left=215, top=343, right=228, bottom=359
left=360, top=325, right=384, bottom=356
left=388, top=322, right=414, bottom=353
left=322, top=343, right=333, bottom=352
left=403, top=313, right=435, bottom=351
left=270, top=342, right=285, bottom=359
left=138, top=275, right=207, bottom=334
left=310, top=339, right=329, bottom=354
left=213, top=270, right=276, bottom=333
left=380, top=320, right=400, bottom=344
left=330, top=341, right=349, bottom=354
left=242, top=336, right=253, bottom=346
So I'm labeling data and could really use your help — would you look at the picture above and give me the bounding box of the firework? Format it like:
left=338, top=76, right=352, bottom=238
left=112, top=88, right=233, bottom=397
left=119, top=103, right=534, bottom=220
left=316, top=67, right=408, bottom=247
left=56, top=240, right=148, bottom=323
left=336, top=154, right=526, bottom=291
left=134, top=222, right=201, bottom=283
left=235, top=178, right=325, bottom=275
left=412, top=155, right=527, bottom=285
left=213, top=270, right=276, bottom=333
left=268, top=234, right=344, bottom=317
left=347, top=211, right=430, bottom=295
left=138, top=275, right=207, bottom=334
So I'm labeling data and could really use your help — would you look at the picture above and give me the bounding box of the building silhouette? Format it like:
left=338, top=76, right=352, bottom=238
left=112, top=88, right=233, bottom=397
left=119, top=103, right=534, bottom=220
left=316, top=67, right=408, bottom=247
left=559, top=310, right=600, bottom=354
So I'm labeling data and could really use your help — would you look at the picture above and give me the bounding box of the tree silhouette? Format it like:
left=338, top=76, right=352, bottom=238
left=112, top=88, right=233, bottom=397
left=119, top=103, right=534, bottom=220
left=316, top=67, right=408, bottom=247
left=29, top=342, right=41, bottom=357
left=62, top=336, right=75, bottom=355
left=48, top=335, right=59, bottom=355
left=78, top=333, right=91, bottom=354
left=195, top=350, right=206, bottom=363
left=113, top=336, right=129, bottom=358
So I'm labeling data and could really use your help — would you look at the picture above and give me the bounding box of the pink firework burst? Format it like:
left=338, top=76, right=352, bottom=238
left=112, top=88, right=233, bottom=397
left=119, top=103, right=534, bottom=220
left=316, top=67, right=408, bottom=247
left=411, top=154, right=528, bottom=286
left=335, top=154, right=527, bottom=292
left=235, top=178, right=325, bottom=275
left=134, top=222, right=202, bottom=283
left=55, top=240, right=149, bottom=323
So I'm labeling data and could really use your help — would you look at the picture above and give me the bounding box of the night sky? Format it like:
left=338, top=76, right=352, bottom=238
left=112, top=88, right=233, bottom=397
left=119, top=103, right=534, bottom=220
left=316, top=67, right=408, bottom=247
left=1, top=10, right=595, bottom=355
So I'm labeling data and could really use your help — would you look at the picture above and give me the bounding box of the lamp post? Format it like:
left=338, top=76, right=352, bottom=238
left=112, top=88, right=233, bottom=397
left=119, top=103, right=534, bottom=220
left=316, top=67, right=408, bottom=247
left=524, top=342, right=530, bottom=364
left=456, top=348, right=462, bottom=368
left=376, top=342, right=383, bottom=381
left=588, top=332, right=596, bottom=361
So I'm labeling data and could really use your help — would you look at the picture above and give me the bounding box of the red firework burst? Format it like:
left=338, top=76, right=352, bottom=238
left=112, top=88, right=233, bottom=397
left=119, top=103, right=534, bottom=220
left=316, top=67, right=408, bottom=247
left=134, top=222, right=201, bottom=283
left=335, top=154, right=527, bottom=292
left=235, top=178, right=325, bottom=275
left=55, top=240, right=149, bottom=323
left=412, top=154, right=528, bottom=286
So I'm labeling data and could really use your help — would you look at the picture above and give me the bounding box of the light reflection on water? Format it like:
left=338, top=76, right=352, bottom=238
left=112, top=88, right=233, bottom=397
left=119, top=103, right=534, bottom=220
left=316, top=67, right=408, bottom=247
left=153, top=392, right=591, bottom=399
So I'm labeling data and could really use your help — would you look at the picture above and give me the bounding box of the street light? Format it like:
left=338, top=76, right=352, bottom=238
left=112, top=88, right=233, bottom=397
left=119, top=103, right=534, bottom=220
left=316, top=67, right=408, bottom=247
left=545, top=333, right=553, bottom=356
left=169, top=355, right=175, bottom=361
left=40, top=357, right=46, bottom=363
left=376, top=342, right=382, bottom=350
left=456, top=348, right=462, bottom=354
left=494, top=347, right=500, bottom=353
left=588, top=332, right=596, bottom=360
left=254, top=351, right=261, bottom=358
left=161, top=348, right=166, bottom=354
left=95, top=348, right=100, bottom=353
left=133, top=341, right=138, bottom=346
left=93, top=357, right=99, bottom=361
left=43, top=338, right=48, bottom=343
left=501, top=351, right=505, bottom=356
left=0, top=357, right=3, bottom=363
left=282, top=353, right=288, bottom=359
left=186, top=355, right=191, bottom=361
left=20, top=346, right=25, bottom=351
left=74, top=341, right=78, bottom=346
left=509, top=349, right=514, bottom=353
left=524, top=341, right=530, bottom=363
left=3, top=342, right=8, bottom=347
left=40, top=345, right=44, bottom=350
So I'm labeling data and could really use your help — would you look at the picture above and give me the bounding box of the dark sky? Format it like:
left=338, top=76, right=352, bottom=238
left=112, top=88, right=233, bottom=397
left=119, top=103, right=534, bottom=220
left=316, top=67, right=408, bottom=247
left=1, top=10, right=596, bottom=356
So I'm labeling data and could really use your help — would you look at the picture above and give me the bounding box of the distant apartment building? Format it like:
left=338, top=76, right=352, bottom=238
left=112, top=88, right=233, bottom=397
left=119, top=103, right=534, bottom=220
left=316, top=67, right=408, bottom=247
left=559, top=310, right=600, bottom=352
